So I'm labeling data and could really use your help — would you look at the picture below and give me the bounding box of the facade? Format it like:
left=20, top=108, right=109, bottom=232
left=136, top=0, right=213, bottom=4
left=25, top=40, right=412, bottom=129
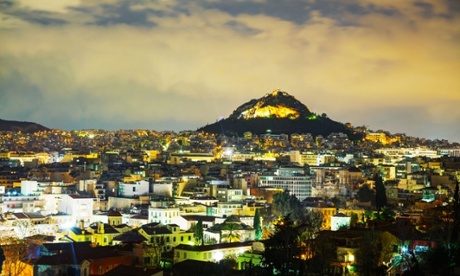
left=290, top=151, right=320, bottom=166
left=258, top=175, right=312, bottom=201
left=148, top=207, right=181, bottom=225
left=171, top=215, right=217, bottom=231
left=173, top=241, right=253, bottom=264
left=87, top=222, right=123, bottom=246
left=118, top=180, right=149, bottom=197
left=331, top=213, right=351, bottom=231
left=2, top=194, right=42, bottom=213
left=204, top=216, right=255, bottom=244
left=138, top=222, right=194, bottom=252
left=57, top=194, right=94, bottom=226
left=216, top=187, right=243, bottom=202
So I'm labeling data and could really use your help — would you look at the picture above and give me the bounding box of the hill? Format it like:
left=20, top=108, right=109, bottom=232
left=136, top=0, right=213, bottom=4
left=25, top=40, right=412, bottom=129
left=0, top=118, right=50, bottom=133
left=198, top=90, right=361, bottom=140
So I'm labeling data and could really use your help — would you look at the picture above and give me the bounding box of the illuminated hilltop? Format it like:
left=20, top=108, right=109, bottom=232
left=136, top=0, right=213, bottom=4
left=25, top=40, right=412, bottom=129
left=229, top=89, right=312, bottom=120
left=199, top=89, right=359, bottom=139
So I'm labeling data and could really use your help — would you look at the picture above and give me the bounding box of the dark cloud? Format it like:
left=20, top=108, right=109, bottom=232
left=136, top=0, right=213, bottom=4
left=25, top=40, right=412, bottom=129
left=224, top=20, right=261, bottom=35
left=90, top=3, right=158, bottom=27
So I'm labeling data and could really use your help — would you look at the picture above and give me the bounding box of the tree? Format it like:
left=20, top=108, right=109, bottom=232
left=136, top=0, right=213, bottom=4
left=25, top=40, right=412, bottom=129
left=0, top=234, right=44, bottom=276
left=355, top=230, right=384, bottom=275
left=308, top=232, right=337, bottom=274
left=219, top=255, right=238, bottom=271
left=299, top=210, right=323, bottom=260
left=420, top=199, right=460, bottom=274
left=374, top=174, right=387, bottom=211
left=0, top=246, right=4, bottom=274
left=379, top=206, right=395, bottom=222
left=263, top=214, right=304, bottom=275
left=253, top=209, right=263, bottom=241
left=420, top=243, right=460, bottom=275
left=221, top=223, right=241, bottom=243
left=350, top=212, right=360, bottom=228
left=194, top=218, right=204, bottom=246
left=271, top=190, right=303, bottom=222
left=454, top=179, right=460, bottom=241
left=357, top=184, right=375, bottom=205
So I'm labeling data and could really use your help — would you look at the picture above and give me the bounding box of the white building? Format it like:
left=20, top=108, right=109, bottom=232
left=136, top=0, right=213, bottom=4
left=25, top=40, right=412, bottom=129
left=438, top=148, right=460, bottom=157
left=331, top=213, right=351, bottom=231
left=40, top=194, right=65, bottom=215
left=20, top=180, right=40, bottom=196
left=148, top=206, right=181, bottom=225
left=57, top=194, right=94, bottom=226
left=118, top=180, right=149, bottom=197
left=2, top=194, right=42, bottom=213
left=258, top=168, right=312, bottom=201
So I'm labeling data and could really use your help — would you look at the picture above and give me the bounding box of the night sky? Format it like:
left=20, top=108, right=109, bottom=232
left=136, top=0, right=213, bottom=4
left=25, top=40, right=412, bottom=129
left=1, top=0, right=459, bottom=142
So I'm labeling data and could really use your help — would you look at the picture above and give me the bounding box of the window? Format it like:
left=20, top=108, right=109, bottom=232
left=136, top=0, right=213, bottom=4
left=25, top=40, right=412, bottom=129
left=181, top=237, right=183, bottom=242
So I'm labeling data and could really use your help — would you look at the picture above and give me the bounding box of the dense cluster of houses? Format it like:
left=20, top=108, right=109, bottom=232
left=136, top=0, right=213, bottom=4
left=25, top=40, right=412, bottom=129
left=0, top=129, right=459, bottom=275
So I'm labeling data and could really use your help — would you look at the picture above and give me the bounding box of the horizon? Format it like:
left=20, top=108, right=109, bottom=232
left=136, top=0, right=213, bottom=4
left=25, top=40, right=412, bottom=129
left=1, top=1, right=459, bottom=142
left=2, top=115, right=459, bottom=145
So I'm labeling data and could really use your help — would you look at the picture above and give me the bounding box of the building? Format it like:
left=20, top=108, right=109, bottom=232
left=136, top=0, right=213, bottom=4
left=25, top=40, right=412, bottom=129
left=258, top=168, right=312, bottom=201
left=173, top=241, right=253, bottom=264
left=138, top=222, right=194, bottom=252
left=118, top=180, right=149, bottom=197
left=57, top=194, right=94, bottom=226
left=148, top=206, right=181, bottom=225
left=331, top=213, right=351, bottom=231
left=204, top=215, right=255, bottom=244
left=172, top=215, right=217, bottom=231
left=290, top=151, right=320, bottom=166
left=216, top=187, right=243, bottom=202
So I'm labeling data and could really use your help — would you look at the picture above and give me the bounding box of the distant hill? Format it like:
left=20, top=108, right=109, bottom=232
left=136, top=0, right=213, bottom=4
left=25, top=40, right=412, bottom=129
left=0, top=118, right=50, bottom=133
left=198, top=90, right=362, bottom=140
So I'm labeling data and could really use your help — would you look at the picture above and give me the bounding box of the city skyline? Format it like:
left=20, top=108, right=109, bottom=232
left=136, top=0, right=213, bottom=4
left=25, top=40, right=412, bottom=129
left=1, top=0, right=459, bottom=142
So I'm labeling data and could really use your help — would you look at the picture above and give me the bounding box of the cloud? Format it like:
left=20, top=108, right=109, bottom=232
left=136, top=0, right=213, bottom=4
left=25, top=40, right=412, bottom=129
left=0, top=0, right=459, bottom=141
left=16, top=0, right=82, bottom=13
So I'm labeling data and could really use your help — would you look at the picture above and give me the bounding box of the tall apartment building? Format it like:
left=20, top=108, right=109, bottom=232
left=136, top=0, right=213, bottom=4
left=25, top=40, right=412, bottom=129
left=258, top=167, right=312, bottom=201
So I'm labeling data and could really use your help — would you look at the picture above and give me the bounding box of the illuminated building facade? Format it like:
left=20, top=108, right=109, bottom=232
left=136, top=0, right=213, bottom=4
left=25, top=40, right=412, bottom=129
left=258, top=167, right=312, bottom=201
left=173, top=241, right=253, bottom=264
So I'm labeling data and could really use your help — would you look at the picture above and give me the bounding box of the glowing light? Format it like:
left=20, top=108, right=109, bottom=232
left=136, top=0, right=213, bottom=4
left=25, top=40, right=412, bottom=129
left=61, top=221, right=74, bottom=229
left=401, top=245, right=408, bottom=253
left=214, top=251, right=224, bottom=261
left=223, top=148, right=233, bottom=156
left=240, top=105, right=300, bottom=119
left=348, top=254, right=355, bottom=263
